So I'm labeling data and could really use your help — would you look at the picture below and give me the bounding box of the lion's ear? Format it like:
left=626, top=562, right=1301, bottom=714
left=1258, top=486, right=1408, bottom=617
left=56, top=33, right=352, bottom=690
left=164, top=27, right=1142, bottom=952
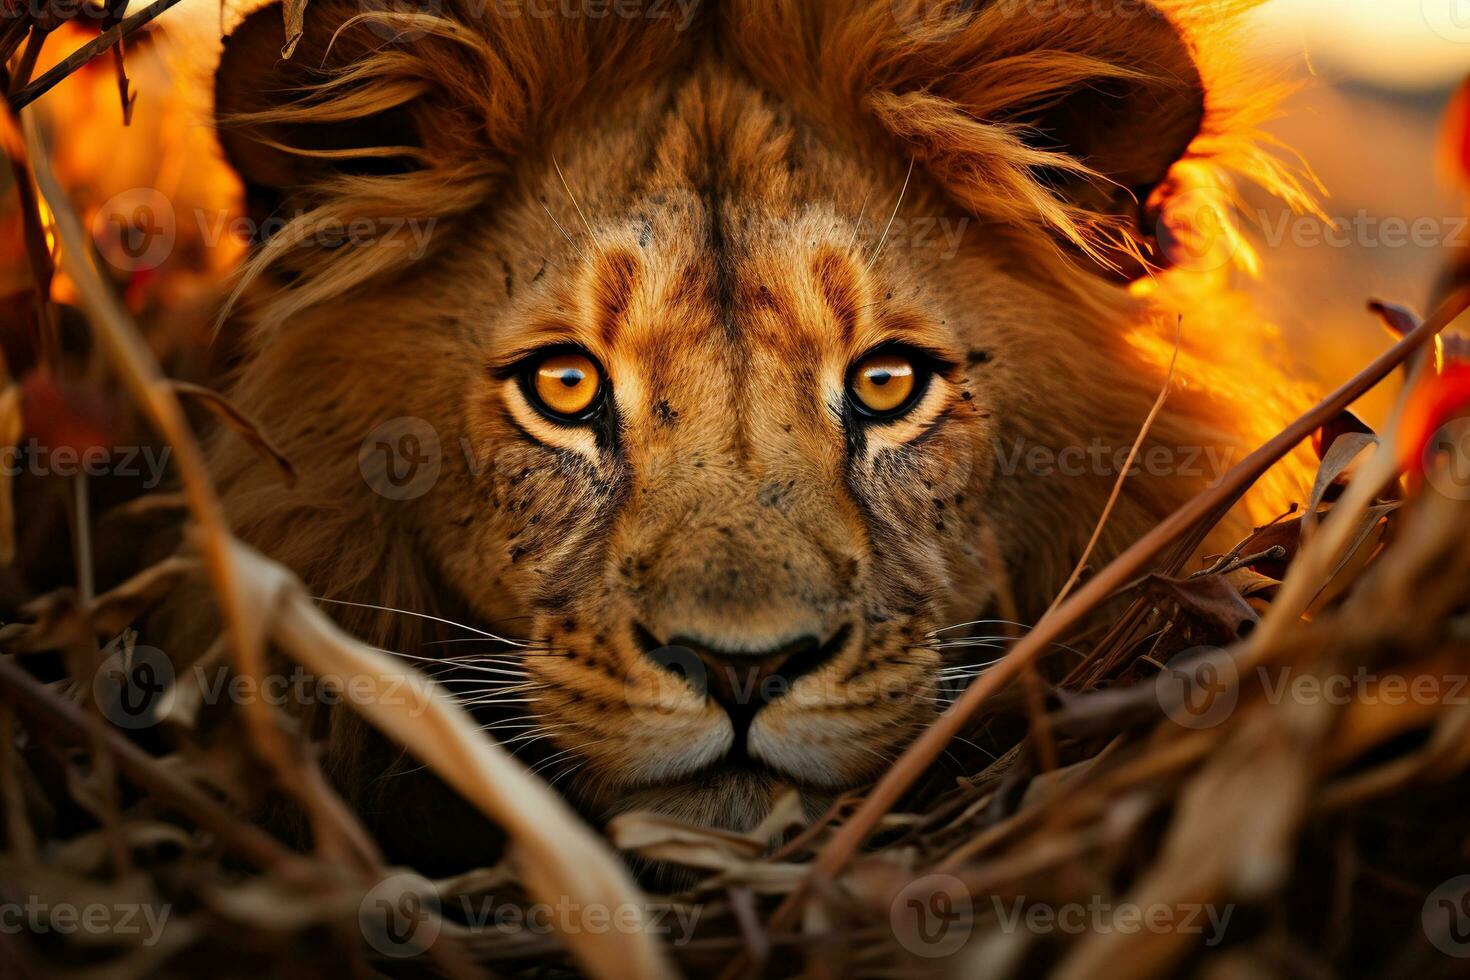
left=729, top=1, right=1210, bottom=273
left=214, top=2, right=447, bottom=221
left=875, top=1, right=1204, bottom=270
left=1000, top=5, right=1205, bottom=199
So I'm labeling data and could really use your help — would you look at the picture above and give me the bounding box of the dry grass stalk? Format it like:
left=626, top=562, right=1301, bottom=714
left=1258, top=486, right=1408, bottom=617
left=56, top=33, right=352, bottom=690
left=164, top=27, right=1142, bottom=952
left=10, top=86, right=676, bottom=978
left=229, top=538, right=677, bottom=980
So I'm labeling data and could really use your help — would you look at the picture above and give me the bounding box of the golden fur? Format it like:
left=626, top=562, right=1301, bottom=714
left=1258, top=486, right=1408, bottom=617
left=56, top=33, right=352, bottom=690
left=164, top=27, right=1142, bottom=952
left=193, top=0, right=1314, bottom=862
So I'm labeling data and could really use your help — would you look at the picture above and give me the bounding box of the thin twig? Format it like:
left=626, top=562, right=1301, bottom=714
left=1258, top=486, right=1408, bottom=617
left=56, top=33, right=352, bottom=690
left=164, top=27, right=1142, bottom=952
left=8, top=0, right=189, bottom=113
left=21, top=109, right=380, bottom=875
left=1047, top=317, right=1181, bottom=615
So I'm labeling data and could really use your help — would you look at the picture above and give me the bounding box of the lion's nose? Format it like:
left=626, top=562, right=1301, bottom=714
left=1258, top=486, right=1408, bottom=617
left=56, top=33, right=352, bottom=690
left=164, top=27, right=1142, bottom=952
left=636, top=624, right=851, bottom=731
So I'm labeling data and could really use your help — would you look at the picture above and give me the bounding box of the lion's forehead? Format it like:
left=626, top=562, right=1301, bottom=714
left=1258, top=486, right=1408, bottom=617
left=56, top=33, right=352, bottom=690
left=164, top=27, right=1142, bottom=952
left=508, top=205, right=951, bottom=430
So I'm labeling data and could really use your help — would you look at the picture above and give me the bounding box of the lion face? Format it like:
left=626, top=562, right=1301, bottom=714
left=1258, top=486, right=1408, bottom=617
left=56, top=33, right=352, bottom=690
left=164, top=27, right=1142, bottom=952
left=205, top=1, right=1290, bottom=839
left=448, top=117, right=996, bottom=825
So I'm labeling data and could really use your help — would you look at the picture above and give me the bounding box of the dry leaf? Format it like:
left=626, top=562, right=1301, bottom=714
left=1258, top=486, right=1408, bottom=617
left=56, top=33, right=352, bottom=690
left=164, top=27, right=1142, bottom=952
left=281, top=0, right=307, bottom=58
left=170, top=381, right=296, bottom=487
left=89, top=555, right=202, bottom=635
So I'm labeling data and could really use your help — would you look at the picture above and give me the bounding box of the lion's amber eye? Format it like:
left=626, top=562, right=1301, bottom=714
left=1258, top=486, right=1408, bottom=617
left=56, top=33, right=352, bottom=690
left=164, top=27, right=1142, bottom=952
left=527, top=350, right=603, bottom=422
left=848, top=349, right=923, bottom=419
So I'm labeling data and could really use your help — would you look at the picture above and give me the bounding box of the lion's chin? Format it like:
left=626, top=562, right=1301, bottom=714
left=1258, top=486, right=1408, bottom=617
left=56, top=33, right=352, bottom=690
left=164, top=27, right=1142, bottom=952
left=604, top=762, right=847, bottom=824
left=593, top=768, right=836, bottom=891
left=599, top=766, right=778, bottom=831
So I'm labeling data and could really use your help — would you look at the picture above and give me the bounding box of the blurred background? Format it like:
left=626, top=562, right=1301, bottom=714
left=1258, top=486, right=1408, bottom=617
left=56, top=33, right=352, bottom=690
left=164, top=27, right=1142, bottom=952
left=1244, top=0, right=1470, bottom=424
left=3, top=0, right=1469, bottom=428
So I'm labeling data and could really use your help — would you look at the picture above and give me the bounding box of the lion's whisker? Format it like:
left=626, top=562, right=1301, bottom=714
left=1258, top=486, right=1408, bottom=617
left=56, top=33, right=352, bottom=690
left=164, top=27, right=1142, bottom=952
left=551, top=153, right=606, bottom=258
left=526, top=744, right=589, bottom=778
left=389, top=648, right=534, bottom=674
left=493, top=726, right=573, bottom=746
left=543, top=759, right=589, bottom=791
left=864, top=155, right=915, bottom=273
left=312, top=596, right=533, bottom=646
left=540, top=199, right=587, bottom=261
left=449, top=687, right=542, bottom=700
left=422, top=637, right=551, bottom=649
left=449, top=690, right=543, bottom=705
left=846, top=188, right=872, bottom=253
left=928, top=618, right=1036, bottom=637
left=457, top=696, right=540, bottom=708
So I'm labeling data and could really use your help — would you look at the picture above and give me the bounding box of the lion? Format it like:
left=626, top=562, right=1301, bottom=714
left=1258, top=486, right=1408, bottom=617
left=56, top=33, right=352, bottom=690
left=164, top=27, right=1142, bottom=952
left=190, top=0, right=1314, bottom=870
